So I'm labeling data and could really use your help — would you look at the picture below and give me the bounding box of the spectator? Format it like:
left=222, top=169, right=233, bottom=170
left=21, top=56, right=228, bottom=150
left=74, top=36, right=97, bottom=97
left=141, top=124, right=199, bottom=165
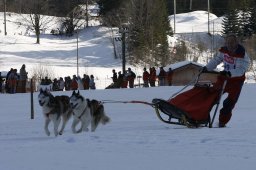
left=115, top=71, right=123, bottom=88
left=58, top=77, right=65, bottom=91
left=8, top=69, right=18, bottom=94
left=52, top=78, right=59, bottom=91
left=0, top=72, right=3, bottom=93
left=127, top=68, right=136, bottom=88
left=158, top=67, right=166, bottom=86
left=82, top=74, right=90, bottom=90
left=19, top=64, right=28, bottom=93
left=5, top=68, right=13, bottom=93
left=89, top=75, right=96, bottom=90
left=77, top=76, right=84, bottom=90
left=40, top=78, right=46, bottom=85
left=122, top=73, right=128, bottom=88
left=70, top=75, right=78, bottom=90
left=142, top=67, right=150, bottom=87
left=167, top=67, right=174, bottom=86
left=112, top=69, right=117, bottom=83
left=149, top=67, right=156, bottom=87
left=64, top=76, right=72, bottom=91
left=45, top=76, right=52, bottom=85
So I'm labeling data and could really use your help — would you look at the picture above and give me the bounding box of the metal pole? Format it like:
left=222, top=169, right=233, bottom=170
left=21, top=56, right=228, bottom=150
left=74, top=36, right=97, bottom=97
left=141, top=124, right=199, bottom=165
left=208, top=0, right=210, bottom=34
left=209, top=79, right=227, bottom=128
left=30, top=78, right=34, bottom=119
left=122, top=31, right=126, bottom=74
left=173, top=0, right=176, bottom=34
left=77, top=31, right=79, bottom=76
left=86, top=0, right=89, bottom=27
left=4, top=0, right=7, bottom=35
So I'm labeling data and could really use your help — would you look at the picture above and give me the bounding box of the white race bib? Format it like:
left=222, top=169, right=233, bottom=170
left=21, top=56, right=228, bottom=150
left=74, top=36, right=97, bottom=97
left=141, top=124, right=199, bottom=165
left=223, top=53, right=236, bottom=71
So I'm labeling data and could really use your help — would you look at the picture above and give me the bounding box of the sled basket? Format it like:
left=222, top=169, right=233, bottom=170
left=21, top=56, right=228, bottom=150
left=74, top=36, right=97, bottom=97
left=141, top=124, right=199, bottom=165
left=152, top=98, right=210, bottom=128
left=151, top=71, right=226, bottom=128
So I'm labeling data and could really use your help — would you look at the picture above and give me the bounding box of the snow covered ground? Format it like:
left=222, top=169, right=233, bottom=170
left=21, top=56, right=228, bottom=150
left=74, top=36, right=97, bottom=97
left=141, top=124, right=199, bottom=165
left=0, top=10, right=256, bottom=170
left=0, top=85, right=256, bottom=170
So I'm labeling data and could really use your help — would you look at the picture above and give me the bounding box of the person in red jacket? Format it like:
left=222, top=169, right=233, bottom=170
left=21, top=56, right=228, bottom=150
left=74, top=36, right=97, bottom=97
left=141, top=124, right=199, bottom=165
left=203, top=33, right=250, bottom=127
left=142, top=67, right=150, bottom=87
left=70, top=75, right=78, bottom=90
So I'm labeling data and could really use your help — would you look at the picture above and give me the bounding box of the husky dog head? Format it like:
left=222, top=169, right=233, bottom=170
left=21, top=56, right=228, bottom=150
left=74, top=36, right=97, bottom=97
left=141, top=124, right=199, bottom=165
left=70, top=90, right=87, bottom=109
left=38, top=89, right=54, bottom=107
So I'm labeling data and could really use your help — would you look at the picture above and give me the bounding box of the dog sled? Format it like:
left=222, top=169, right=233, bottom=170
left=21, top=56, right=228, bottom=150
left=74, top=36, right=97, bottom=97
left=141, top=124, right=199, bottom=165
left=101, top=70, right=228, bottom=128
left=151, top=71, right=227, bottom=128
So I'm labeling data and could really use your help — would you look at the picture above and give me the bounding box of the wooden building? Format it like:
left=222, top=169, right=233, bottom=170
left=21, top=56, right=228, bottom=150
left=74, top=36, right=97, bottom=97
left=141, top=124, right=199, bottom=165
left=162, top=61, right=218, bottom=86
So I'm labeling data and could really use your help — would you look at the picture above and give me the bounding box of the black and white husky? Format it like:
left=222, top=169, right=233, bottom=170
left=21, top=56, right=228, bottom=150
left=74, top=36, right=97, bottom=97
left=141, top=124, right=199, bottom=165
left=38, top=89, right=73, bottom=136
left=70, top=90, right=110, bottom=133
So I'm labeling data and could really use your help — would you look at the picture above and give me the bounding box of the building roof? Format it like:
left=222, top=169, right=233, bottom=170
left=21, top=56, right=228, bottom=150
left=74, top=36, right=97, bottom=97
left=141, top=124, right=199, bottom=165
left=156, top=61, right=203, bottom=74
left=167, top=61, right=203, bottom=71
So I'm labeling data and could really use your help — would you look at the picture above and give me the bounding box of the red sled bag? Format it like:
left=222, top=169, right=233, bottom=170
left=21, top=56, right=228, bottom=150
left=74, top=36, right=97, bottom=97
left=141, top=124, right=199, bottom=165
left=152, top=72, right=227, bottom=127
left=168, top=86, right=219, bottom=123
left=168, top=76, right=225, bottom=124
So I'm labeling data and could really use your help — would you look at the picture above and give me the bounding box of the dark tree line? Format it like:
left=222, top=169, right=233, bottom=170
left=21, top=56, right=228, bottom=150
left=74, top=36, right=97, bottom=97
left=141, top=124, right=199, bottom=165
left=4, top=0, right=253, bottom=18
left=222, top=0, right=256, bottom=38
left=1, top=0, right=91, bottom=17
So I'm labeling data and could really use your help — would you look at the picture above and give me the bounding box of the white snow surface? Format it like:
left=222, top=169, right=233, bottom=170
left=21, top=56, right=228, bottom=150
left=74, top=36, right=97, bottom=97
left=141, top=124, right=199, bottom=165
left=0, top=86, right=256, bottom=170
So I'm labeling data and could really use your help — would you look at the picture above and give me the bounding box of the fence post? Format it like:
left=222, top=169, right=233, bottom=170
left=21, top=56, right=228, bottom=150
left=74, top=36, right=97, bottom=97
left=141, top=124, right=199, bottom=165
left=30, top=78, right=34, bottom=119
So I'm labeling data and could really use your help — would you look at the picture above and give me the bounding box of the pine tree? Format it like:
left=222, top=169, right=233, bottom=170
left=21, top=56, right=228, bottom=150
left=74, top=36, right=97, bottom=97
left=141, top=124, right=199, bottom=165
left=222, top=0, right=241, bottom=36
left=239, top=1, right=252, bottom=37
left=128, top=0, right=172, bottom=66
left=249, top=1, right=256, bottom=34
left=97, top=0, right=127, bottom=26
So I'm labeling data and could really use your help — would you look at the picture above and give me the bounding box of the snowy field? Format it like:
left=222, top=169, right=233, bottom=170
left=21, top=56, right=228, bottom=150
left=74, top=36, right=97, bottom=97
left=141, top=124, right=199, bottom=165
left=0, top=86, right=256, bottom=170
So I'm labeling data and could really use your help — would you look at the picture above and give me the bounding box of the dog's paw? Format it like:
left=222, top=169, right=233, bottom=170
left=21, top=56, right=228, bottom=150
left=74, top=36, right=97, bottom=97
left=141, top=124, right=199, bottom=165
left=45, top=131, right=50, bottom=136
left=54, top=131, right=59, bottom=137
left=77, top=129, right=82, bottom=133
left=59, top=131, right=63, bottom=135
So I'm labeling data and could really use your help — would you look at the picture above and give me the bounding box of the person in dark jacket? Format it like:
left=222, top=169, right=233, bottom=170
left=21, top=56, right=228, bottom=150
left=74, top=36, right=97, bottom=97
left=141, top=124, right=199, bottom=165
left=158, top=67, right=166, bottom=86
left=112, top=69, right=117, bottom=83
left=127, top=68, right=136, bottom=88
left=142, top=68, right=150, bottom=87
left=89, top=75, right=96, bottom=89
left=149, top=67, right=156, bottom=87
left=167, top=67, right=174, bottom=86
left=0, top=72, right=3, bottom=93
left=19, top=64, right=28, bottom=93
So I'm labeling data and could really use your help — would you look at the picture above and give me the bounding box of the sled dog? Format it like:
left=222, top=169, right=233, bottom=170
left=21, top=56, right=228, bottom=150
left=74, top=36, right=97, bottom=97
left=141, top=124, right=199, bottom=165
left=38, top=89, right=73, bottom=136
left=70, top=90, right=110, bottom=133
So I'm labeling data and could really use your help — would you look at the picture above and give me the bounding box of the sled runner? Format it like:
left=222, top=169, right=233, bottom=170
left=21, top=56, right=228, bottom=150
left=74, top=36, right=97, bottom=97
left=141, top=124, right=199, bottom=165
left=152, top=71, right=227, bottom=128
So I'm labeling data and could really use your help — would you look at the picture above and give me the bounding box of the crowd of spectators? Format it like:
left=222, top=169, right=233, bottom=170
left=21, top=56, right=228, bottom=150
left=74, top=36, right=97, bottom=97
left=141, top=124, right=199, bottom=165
left=39, top=74, right=96, bottom=91
left=0, top=64, right=28, bottom=94
left=107, top=66, right=174, bottom=89
left=0, top=65, right=174, bottom=93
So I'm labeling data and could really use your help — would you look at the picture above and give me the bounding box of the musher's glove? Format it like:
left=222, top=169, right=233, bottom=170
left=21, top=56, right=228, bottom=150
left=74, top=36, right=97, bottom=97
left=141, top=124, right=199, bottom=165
left=220, top=70, right=231, bottom=77
left=201, top=66, right=208, bottom=73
